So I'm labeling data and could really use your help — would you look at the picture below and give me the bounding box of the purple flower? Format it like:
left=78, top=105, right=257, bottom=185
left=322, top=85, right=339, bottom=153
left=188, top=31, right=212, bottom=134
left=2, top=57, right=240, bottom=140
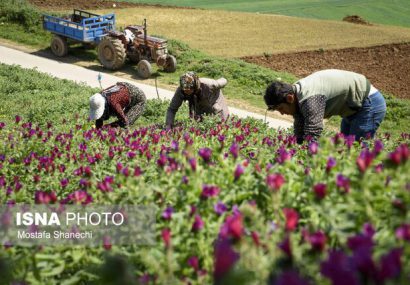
left=162, top=207, right=173, bottom=220
left=62, top=190, right=93, bottom=205
left=0, top=122, right=5, bottom=130
left=127, top=151, right=136, bottom=159
left=308, top=141, right=318, bottom=155
left=373, top=140, right=383, bottom=155
left=188, top=158, right=197, bottom=171
left=362, top=223, right=375, bottom=238
left=213, top=239, right=240, bottom=280
left=307, top=231, right=327, bottom=252
left=278, top=235, right=292, bottom=257
left=191, top=215, right=204, bottom=232
left=170, top=140, right=179, bottom=151
left=378, top=248, right=403, bottom=281
left=182, top=176, right=189, bottom=184
left=198, top=148, right=212, bottom=163
left=344, top=135, right=355, bottom=149
left=218, top=135, right=225, bottom=142
left=157, top=154, right=167, bottom=168
left=229, top=143, right=239, bottom=159
left=276, top=146, right=291, bottom=164
left=60, top=178, right=69, bottom=188
left=15, top=115, right=21, bottom=124
left=321, top=250, right=360, bottom=285
left=313, top=183, right=327, bottom=200
left=201, top=185, right=220, bottom=199
left=336, top=174, right=350, bottom=193
left=234, top=164, right=244, bottom=181
left=214, top=201, right=227, bottom=215
left=326, top=157, right=336, bottom=173
left=272, top=270, right=311, bottom=285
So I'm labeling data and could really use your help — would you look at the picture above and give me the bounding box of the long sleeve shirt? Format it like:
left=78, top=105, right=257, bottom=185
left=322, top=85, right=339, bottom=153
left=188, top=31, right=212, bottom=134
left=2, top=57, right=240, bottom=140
left=165, top=78, right=229, bottom=126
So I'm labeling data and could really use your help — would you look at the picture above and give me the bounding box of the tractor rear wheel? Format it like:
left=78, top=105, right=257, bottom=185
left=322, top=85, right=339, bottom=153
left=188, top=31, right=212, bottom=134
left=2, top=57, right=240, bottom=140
left=163, top=55, right=177, bottom=73
left=50, top=35, right=68, bottom=57
left=137, top=60, right=152, bottom=79
left=98, top=37, right=126, bottom=70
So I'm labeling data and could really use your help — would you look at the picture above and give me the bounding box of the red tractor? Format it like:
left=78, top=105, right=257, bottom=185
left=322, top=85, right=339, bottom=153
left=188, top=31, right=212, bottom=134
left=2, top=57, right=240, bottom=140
left=98, top=19, right=177, bottom=79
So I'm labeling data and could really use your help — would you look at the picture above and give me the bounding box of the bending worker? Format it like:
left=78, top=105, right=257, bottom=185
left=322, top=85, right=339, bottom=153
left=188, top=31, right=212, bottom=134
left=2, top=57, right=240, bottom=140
left=264, top=69, right=386, bottom=143
left=165, top=71, right=229, bottom=128
left=89, top=82, right=146, bottom=129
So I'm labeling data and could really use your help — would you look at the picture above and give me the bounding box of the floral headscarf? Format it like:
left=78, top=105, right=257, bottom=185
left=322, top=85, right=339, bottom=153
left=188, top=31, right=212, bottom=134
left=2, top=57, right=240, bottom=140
left=180, top=71, right=200, bottom=94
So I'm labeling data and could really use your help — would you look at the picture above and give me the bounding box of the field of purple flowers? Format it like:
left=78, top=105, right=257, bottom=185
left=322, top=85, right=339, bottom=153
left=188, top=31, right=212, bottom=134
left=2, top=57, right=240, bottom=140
left=0, top=111, right=409, bottom=284
left=0, top=64, right=409, bottom=284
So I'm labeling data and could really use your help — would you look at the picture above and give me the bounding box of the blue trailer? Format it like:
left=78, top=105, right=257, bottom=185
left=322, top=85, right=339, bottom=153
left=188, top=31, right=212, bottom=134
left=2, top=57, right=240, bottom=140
left=43, top=9, right=115, bottom=56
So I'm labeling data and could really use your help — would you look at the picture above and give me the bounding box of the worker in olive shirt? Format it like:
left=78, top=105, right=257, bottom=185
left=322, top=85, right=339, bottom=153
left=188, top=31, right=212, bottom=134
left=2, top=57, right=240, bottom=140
left=165, top=71, right=229, bottom=128
left=264, top=69, right=386, bottom=143
left=89, top=82, right=146, bottom=129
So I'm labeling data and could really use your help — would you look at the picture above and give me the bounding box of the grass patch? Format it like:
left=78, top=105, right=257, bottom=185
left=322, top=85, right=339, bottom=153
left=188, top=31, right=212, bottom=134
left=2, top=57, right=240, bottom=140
left=120, top=0, right=410, bottom=28
left=0, top=63, right=189, bottom=128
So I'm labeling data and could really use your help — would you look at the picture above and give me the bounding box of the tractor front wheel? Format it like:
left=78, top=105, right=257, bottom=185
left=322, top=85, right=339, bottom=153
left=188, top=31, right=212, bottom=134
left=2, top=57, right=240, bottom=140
left=98, top=37, right=126, bottom=70
left=137, top=60, right=152, bottom=79
left=163, top=55, right=177, bottom=73
left=50, top=35, right=68, bottom=57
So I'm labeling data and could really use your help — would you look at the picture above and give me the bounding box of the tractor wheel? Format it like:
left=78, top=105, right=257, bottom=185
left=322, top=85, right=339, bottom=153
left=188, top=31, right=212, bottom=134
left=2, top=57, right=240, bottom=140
left=163, top=55, right=177, bottom=73
left=137, top=60, right=152, bottom=79
left=50, top=35, right=68, bottom=57
left=98, top=37, right=126, bottom=70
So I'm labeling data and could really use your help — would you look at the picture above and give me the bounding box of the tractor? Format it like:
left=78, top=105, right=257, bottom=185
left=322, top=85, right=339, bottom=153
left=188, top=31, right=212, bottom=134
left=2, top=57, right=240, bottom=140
left=43, top=9, right=177, bottom=79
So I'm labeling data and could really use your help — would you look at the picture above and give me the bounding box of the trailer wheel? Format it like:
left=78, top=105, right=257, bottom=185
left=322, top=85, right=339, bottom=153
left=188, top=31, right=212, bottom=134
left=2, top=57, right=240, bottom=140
left=163, top=55, right=177, bottom=73
left=50, top=35, right=68, bottom=57
left=98, top=37, right=126, bottom=70
left=137, top=60, right=152, bottom=79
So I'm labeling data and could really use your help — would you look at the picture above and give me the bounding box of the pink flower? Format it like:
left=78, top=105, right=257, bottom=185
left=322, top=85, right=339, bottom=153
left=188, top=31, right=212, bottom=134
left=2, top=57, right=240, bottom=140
left=60, top=178, right=69, bottom=188
left=321, top=250, right=360, bottom=285
left=313, top=183, right=327, bottom=199
left=251, top=231, right=260, bottom=247
left=266, top=173, right=285, bottom=191
left=15, top=115, right=21, bottom=124
left=283, top=208, right=299, bottom=231
left=395, top=224, right=410, bottom=241
left=276, top=146, right=291, bottom=164
left=219, top=213, right=243, bottom=240
left=273, top=270, right=310, bottom=285
left=187, top=256, right=199, bottom=272
left=356, top=149, right=374, bottom=173
left=278, top=235, right=292, bottom=257
left=161, top=228, right=171, bottom=248
left=308, top=141, right=318, bottom=155
left=34, top=190, right=57, bottom=204
left=388, top=144, right=409, bottom=165
left=188, top=158, right=197, bottom=171
left=103, top=235, right=112, bottom=250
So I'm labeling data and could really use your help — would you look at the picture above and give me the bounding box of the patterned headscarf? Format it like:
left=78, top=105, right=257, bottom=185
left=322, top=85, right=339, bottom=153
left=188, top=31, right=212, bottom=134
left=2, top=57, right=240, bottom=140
left=180, top=71, right=200, bottom=94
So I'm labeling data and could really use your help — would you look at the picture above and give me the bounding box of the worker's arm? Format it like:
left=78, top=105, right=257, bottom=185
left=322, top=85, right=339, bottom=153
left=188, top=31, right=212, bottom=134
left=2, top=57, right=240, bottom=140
left=299, top=95, right=326, bottom=143
left=111, top=102, right=129, bottom=127
left=165, top=88, right=184, bottom=128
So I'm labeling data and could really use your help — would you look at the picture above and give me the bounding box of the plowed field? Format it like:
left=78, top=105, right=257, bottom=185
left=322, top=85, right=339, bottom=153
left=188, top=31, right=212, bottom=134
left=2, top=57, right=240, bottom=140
left=242, top=43, right=410, bottom=99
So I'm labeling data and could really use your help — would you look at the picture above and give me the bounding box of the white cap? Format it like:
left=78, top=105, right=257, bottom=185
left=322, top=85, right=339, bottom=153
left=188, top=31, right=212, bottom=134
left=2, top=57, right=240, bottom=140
left=89, top=93, right=105, bottom=120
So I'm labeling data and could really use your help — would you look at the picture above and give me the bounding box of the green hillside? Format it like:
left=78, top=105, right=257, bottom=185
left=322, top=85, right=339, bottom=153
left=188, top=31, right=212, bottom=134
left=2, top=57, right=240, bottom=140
left=122, top=0, right=410, bottom=28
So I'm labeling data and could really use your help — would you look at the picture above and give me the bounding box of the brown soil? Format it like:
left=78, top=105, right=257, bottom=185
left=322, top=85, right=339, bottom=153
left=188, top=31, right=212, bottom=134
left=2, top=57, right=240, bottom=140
left=242, top=43, right=410, bottom=99
left=28, top=0, right=194, bottom=10
left=343, top=15, right=371, bottom=25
